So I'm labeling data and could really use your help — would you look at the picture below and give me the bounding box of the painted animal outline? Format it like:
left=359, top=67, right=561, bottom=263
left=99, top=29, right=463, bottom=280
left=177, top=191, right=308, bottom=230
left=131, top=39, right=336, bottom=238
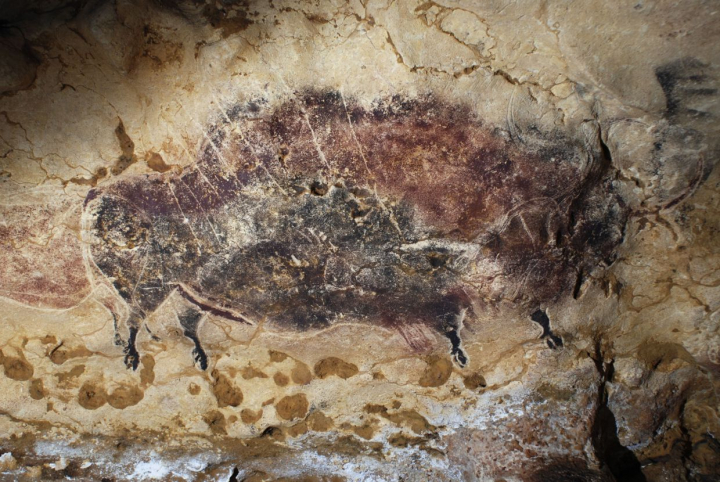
left=81, top=90, right=625, bottom=371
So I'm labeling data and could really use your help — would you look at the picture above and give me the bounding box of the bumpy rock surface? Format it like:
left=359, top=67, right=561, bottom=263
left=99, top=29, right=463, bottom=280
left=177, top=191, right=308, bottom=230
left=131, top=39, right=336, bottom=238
left=0, top=1, right=718, bottom=481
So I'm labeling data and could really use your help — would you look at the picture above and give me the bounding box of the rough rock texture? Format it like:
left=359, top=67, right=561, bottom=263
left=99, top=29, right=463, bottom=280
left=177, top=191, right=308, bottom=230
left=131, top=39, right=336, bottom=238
left=0, top=1, right=718, bottom=481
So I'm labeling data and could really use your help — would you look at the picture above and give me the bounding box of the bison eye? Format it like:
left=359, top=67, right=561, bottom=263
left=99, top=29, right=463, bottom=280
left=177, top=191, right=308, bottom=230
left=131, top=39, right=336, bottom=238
left=426, top=253, right=449, bottom=268
left=309, top=181, right=328, bottom=196
left=351, top=206, right=371, bottom=219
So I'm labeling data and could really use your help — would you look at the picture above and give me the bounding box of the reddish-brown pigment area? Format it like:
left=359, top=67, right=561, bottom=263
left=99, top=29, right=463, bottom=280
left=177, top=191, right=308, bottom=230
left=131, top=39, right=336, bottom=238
left=83, top=91, right=626, bottom=367
left=0, top=202, right=90, bottom=309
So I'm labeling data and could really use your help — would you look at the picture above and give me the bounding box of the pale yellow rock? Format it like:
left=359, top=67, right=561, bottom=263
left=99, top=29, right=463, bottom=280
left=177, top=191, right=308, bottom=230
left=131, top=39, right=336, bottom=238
left=550, top=81, right=574, bottom=98
left=439, top=9, right=495, bottom=58
left=370, top=0, right=479, bottom=74
left=0, top=452, right=17, bottom=471
left=23, top=466, right=42, bottom=479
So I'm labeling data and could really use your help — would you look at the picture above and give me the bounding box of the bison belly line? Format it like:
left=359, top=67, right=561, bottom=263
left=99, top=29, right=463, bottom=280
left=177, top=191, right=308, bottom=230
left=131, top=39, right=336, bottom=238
left=174, top=282, right=254, bottom=325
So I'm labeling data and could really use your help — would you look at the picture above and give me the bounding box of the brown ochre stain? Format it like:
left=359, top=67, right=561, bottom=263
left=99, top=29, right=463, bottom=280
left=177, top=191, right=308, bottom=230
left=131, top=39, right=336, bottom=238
left=47, top=342, right=92, bottom=365
left=56, top=364, right=85, bottom=388
left=291, top=361, right=313, bottom=385
left=204, top=410, right=227, bottom=435
left=78, top=380, right=143, bottom=411
left=78, top=382, right=107, bottom=410
left=307, top=411, right=335, bottom=432
left=211, top=369, right=243, bottom=407
left=29, top=378, right=46, bottom=399
left=286, top=419, right=310, bottom=438
left=241, top=365, right=268, bottom=379
left=268, top=350, right=289, bottom=362
left=188, top=382, right=201, bottom=395
left=463, top=372, right=487, bottom=390
left=107, top=384, right=144, bottom=409
left=314, top=357, right=359, bottom=380
left=240, top=408, right=263, bottom=424
left=83, top=90, right=627, bottom=371
left=0, top=350, right=34, bottom=381
left=275, top=393, right=309, bottom=420
left=273, top=371, right=290, bottom=386
left=345, top=420, right=377, bottom=440
left=140, top=354, right=155, bottom=387
left=111, top=119, right=137, bottom=176
left=418, top=355, right=453, bottom=387
left=145, top=152, right=174, bottom=173
left=364, top=403, right=433, bottom=434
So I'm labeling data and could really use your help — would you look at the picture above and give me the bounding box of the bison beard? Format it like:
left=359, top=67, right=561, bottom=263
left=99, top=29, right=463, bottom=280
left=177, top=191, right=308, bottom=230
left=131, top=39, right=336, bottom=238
left=82, top=90, right=626, bottom=370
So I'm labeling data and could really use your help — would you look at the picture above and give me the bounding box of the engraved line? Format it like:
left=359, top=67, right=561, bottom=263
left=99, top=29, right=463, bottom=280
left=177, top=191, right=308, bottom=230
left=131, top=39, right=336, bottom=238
left=178, top=177, right=223, bottom=246
left=130, top=245, right=151, bottom=302
left=302, top=111, right=333, bottom=172
left=211, top=92, right=289, bottom=196
left=339, top=89, right=374, bottom=178
left=167, top=182, right=203, bottom=255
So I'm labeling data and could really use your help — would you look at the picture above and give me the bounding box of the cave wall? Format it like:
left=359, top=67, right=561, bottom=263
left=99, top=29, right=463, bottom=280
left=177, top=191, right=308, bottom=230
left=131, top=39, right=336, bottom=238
left=0, top=1, right=719, bottom=480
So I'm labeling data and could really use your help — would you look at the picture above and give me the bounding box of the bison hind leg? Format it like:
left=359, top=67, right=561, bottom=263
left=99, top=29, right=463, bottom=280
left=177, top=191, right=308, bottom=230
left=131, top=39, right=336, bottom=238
left=177, top=307, right=208, bottom=370
left=122, top=307, right=146, bottom=371
left=112, top=313, right=124, bottom=347
left=437, top=295, right=472, bottom=368
left=125, top=324, right=140, bottom=370
left=445, top=326, right=468, bottom=367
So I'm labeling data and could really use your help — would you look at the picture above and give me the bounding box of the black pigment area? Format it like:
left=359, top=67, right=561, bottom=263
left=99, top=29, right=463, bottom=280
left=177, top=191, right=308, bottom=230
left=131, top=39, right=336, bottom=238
left=530, top=309, right=564, bottom=349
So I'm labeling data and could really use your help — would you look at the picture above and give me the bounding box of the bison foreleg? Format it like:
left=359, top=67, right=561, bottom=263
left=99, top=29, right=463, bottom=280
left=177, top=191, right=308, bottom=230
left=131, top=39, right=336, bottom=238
left=177, top=307, right=208, bottom=371
left=112, top=313, right=124, bottom=347
left=96, top=293, right=128, bottom=348
left=123, top=307, right=144, bottom=371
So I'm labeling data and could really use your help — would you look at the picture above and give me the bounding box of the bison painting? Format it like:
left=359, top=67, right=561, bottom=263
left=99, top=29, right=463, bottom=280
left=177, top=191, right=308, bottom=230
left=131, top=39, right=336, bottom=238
left=81, top=91, right=626, bottom=370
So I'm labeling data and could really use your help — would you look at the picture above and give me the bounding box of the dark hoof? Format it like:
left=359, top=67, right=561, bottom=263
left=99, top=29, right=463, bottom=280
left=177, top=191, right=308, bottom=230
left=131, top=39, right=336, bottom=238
left=453, top=347, right=468, bottom=367
left=446, top=327, right=468, bottom=367
left=124, top=346, right=140, bottom=370
left=546, top=334, right=564, bottom=350
left=145, top=325, right=161, bottom=342
left=192, top=346, right=208, bottom=371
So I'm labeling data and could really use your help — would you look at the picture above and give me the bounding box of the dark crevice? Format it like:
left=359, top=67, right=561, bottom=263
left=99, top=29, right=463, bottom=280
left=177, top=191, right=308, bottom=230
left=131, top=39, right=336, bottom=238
left=677, top=400, right=695, bottom=481
left=228, top=466, right=239, bottom=482
left=572, top=268, right=584, bottom=300
left=590, top=340, right=646, bottom=482
left=261, top=426, right=281, bottom=437
left=599, top=134, right=613, bottom=170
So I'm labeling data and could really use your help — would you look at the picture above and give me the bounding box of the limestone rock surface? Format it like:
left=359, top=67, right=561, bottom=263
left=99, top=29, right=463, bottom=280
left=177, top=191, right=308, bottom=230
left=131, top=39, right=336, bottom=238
left=0, top=1, right=719, bottom=481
